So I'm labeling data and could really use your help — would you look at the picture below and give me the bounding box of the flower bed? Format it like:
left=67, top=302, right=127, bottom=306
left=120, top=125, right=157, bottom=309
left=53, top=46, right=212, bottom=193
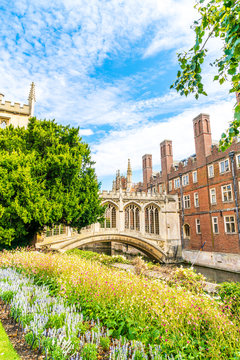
left=0, top=268, right=176, bottom=359
left=0, top=250, right=240, bottom=359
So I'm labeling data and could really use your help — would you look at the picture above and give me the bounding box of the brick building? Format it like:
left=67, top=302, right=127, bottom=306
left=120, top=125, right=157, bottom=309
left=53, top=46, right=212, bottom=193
left=114, top=108, right=240, bottom=269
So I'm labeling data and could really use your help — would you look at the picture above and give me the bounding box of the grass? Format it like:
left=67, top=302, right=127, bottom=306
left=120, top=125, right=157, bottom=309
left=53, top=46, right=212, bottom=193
left=0, top=321, right=20, bottom=360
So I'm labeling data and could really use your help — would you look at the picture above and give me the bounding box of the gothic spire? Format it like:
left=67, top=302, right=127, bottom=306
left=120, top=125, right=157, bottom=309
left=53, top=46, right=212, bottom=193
left=28, top=82, right=36, bottom=116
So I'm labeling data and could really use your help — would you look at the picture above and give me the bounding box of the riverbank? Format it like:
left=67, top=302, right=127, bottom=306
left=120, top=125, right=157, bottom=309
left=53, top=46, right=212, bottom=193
left=111, top=262, right=219, bottom=293
left=182, top=249, right=240, bottom=274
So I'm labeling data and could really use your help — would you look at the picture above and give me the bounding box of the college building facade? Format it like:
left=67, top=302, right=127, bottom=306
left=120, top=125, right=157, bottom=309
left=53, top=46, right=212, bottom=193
left=112, top=102, right=240, bottom=270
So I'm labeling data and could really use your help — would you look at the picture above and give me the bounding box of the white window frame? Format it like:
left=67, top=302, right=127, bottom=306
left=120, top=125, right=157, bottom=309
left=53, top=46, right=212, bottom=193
left=169, top=180, right=172, bottom=191
left=194, top=193, right=199, bottom=208
left=208, top=164, right=214, bottom=178
left=184, top=194, right=190, bottom=209
left=224, top=215, right=236, bottom=234
left=196, top=219, right=201, bottom=234
left=236, top=154, right=240, bottom=168
left=174, top=178, right=180, bottom=189
left=182, top=174, right=189, bottom=186
left=212, top=217, right=219, bottom=234
left=192, top=171, right=197, bottom=183
left=210, top=188, right=217, bottom=204
left=221, top=184, right=233, bottom=202
left=219, top=159, right=230, bottom=174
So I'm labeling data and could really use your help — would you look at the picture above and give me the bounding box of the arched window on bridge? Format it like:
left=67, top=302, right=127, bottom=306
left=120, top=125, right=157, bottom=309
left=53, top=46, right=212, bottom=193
left=101, top=203, right=117, bottom=228
left=125, top=204, right=140, bottom=231
left=145, top=205, right=159, bottom=235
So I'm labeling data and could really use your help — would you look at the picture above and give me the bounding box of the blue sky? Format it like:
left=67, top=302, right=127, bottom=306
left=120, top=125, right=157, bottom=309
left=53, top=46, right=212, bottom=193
left=0, top=0, right=235, bottom=190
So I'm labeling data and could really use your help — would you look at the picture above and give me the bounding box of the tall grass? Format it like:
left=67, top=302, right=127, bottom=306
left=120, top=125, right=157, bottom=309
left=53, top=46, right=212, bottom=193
left=0, top=249, right=239, bottom=359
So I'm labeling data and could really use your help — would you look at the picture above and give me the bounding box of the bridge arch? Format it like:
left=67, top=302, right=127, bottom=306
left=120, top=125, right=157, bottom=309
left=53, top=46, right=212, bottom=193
left=58, top=233, right=167, bottom=263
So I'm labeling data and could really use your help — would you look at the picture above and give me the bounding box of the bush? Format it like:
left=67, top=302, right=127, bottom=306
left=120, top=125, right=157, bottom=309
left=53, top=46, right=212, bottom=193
left=169, top=266, right=206, bottom=294
left=132, top=256, right=148, bottom=275
left=218, top=282, right=240, bottom=320
left=100, top=336, right=110, bottom=350
left=81, top=343, right=98, bottom=360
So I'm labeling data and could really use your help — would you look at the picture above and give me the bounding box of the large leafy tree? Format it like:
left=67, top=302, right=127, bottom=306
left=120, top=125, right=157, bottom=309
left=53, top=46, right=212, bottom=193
left=0, top=118, right=104, bottom=247
left=171, top=0, right=240, bottom=150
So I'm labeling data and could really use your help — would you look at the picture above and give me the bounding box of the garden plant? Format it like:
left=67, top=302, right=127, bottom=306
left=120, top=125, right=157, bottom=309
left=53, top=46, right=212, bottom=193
left=0, top=249, right=240, bottom=359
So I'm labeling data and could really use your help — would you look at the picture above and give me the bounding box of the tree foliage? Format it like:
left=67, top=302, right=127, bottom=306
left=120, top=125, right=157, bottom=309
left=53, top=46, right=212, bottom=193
left=171, top=0, right=240, bottom=150
left=0, top=118, right=104, bottom=246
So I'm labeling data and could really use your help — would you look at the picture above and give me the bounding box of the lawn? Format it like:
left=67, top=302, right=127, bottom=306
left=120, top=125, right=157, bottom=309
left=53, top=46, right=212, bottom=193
left=0, top=321, right=20, bottom=360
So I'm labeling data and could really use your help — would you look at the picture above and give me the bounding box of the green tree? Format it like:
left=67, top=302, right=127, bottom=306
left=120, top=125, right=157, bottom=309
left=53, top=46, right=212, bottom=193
left=0, top=118, right=104, bottom=247
left=171, top=0, right=240, bottom=150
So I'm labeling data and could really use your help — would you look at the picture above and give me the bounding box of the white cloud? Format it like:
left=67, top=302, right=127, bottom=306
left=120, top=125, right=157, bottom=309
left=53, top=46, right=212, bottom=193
left=0, top=0, right=236, bottom=192
left=93, top=98, right=235, bottom=179
left=79, top=129, right=93, bottom=136
left=143, top=0, right=197, bottom=58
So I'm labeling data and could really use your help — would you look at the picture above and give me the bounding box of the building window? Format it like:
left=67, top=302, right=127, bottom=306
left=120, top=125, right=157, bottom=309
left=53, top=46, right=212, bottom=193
left=182, top=174, right=189, bottom=186
left=183, top=224, right=190, bottom=238
left=159, top=184, right=163, bottom=194
left=178, top=196, right=182, bottom=210
left=224, top=216, right=236, bottom=234
left=196, top=219, right=201, bottom=234
left=219, top=159, right=230, bottom=174
left=194, top=193, right=199, bottom=207
left=192, top=171, right=197, bottom=183
left=145, top=205, right=159, bottom=235
left=184, top=195, right=190, bottom=209
left=174, top=178, right=180, bottom=189
left=221, top=184, right=233, bottom=202
left=101, top=203, right=117, bottom=228
left=125, top=204, right=140, bottom=231
left=210, top=188, right=216, bottom=204
left=236, top=154, right=240, bottom=168
left=169, top=180, right=172, bottom=191
left=212, top=217, right=219, bottom=234
left=208, top=164, right=214, bottom=178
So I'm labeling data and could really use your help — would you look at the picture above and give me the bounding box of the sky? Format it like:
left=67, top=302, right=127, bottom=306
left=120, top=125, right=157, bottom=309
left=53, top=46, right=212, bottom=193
left=0, top=0, right=236, bottom=190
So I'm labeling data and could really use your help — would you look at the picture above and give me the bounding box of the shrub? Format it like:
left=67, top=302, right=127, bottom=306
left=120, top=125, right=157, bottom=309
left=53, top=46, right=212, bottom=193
left=100, top=336, right=110, bottom=350
left=77, top=322, right=90, bottom=335
left=81, top=343, right=98, bottom=360
left=169, top=266, right=206, bottom=294
left=132, top=256, right=148, bottom=275
left=218, top=282, right=240, bottom=320
left=1, top=290, right=15, bottom=303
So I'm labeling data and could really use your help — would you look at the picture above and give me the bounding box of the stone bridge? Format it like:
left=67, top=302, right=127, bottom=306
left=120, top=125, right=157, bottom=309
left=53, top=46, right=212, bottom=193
left=36, top=190, right=181, bottom=263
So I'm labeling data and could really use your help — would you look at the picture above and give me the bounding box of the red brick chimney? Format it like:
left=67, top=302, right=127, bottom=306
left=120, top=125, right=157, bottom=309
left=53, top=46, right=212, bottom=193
left=160, top=140, right=173, bottom=180
left=142, top=154, right=152, bottom=191
left=193, top=113, right=212, bottom=165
